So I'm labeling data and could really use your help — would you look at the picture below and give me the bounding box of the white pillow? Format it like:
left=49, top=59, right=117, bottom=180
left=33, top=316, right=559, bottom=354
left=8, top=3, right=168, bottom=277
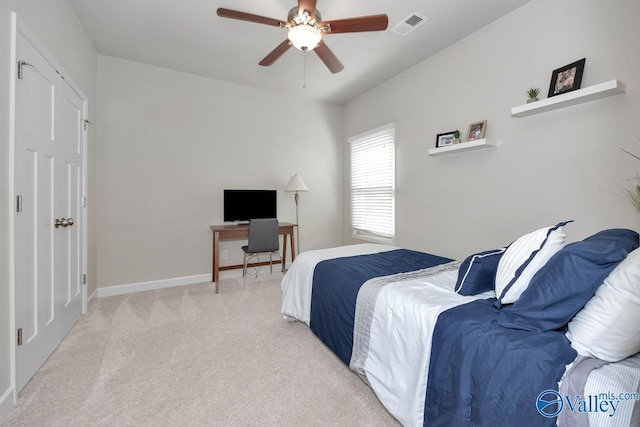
left=495, top=222, right=568, bottom=305
left=566, top=247, right=640, bottom=362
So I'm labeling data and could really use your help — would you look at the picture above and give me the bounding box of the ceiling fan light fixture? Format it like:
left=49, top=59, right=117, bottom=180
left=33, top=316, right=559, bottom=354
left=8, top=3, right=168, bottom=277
left=218, top=4, right=388, bottom=73
left=288, top=25, right=322, bottom=51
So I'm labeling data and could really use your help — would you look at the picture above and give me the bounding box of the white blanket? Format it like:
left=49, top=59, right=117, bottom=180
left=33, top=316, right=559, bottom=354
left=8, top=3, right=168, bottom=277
left=354, top=266, right=493, bottom=426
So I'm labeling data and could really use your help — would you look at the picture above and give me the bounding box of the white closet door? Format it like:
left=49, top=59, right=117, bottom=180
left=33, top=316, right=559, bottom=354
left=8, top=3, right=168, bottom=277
left=14, top=30, right=85, bottom=392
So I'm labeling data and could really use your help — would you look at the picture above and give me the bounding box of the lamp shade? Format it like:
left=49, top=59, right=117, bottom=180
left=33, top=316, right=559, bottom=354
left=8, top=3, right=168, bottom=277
left=287, top=25, right=322, bottom=51
left=284, top=174, right=309, bottom=192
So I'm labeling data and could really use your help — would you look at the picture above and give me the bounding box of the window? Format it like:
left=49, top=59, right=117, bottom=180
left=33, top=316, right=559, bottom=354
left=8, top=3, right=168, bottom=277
left=349, top=123, right=395, bottom=243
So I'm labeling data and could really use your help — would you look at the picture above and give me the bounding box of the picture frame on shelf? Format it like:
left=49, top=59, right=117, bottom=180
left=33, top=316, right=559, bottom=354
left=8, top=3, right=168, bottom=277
left=548, top=58, right=586, bottom=98
left=436, top=131, right=456, bottom=148
left=466, top=120, right=487, bottom=141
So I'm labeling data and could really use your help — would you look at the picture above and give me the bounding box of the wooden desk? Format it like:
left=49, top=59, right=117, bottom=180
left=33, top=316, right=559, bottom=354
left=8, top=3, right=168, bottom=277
left=210, top=222, right=296, bottom=293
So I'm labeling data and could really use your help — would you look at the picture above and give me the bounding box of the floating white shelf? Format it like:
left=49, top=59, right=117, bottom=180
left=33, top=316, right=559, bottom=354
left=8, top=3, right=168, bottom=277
left=511, top=79, right=626, bottom=117
left=428, top=138, right=496, bottom=156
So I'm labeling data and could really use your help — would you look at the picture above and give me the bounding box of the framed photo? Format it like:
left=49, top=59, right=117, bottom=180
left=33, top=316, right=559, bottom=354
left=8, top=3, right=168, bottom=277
left=548, top=58, right=585, bottom=98
left=436, top=131, right=456, bottom=148
left=466, top=120, right=487, bottom=141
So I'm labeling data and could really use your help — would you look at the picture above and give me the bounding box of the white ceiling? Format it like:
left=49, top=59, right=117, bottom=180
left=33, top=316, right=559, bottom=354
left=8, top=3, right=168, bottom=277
left=71, top=0, right=531, bottom=105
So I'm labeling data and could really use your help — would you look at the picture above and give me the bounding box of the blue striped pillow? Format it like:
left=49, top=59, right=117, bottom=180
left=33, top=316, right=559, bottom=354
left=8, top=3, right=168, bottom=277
left=455, top=248, right=506, bottom=296
left=495, top=221, right=571, bottom=306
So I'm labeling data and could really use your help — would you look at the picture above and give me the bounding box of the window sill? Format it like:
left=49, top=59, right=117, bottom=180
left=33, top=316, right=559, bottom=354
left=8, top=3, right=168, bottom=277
left=352, top=230, right=394, bottom=245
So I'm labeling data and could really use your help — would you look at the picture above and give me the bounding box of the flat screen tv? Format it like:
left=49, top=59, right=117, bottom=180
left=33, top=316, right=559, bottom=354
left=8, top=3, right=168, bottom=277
left=223, top=189, right=277, bottom=223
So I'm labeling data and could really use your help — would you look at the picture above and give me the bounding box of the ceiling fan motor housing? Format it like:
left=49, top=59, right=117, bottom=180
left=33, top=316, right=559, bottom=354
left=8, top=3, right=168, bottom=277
left=287, top=7, right=322, bottom=26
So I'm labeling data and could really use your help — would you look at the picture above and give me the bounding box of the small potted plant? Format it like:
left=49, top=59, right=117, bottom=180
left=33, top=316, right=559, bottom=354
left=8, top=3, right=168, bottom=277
left=527, top=87, right=541, bottom=103
left=453, top=130, right=461, bottom=144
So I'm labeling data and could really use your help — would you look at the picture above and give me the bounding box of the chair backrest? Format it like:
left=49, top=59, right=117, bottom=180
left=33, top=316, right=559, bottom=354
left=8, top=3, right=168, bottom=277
left=246, top=218, right=280, bottom=253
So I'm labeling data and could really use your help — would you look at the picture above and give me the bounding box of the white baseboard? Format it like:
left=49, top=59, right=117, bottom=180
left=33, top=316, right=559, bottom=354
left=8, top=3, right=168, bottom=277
left=94, top=263, right=291, bottom=299
left=0, top=386, right=15, bottom=422
left=87, top=287, right=98, bottom=305
left=96, top=273, right=212, bottom=298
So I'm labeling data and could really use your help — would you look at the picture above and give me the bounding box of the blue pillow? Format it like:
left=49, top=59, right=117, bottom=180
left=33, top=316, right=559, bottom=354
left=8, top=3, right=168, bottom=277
left=455, top=248, right=506, bottom=296
left=497, top=229, right=639, bottom=332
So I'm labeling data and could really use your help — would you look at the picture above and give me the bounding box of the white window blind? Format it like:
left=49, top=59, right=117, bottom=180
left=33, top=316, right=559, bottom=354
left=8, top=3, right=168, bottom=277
left=349, top=124, right=395, bottom=242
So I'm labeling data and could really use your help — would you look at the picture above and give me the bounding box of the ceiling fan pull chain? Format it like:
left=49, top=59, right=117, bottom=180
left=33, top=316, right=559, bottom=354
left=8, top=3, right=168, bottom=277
left=302, top=48, right=307, bottom=88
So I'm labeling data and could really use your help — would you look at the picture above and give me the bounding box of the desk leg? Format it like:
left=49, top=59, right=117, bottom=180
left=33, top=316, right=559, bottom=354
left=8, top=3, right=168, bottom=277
left=213, top=231, right=220, bottom=293
left=281, top=234, right=287, bottom=272
left=290, top=227, right=296, bottom=262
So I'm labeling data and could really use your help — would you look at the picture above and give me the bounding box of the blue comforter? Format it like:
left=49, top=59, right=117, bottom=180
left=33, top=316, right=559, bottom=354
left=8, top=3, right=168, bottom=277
left=308, top=248, right=578, bottom=426
left=309, top=249, right=452, bottom=365
left=424, top=298, right=577, bottom=426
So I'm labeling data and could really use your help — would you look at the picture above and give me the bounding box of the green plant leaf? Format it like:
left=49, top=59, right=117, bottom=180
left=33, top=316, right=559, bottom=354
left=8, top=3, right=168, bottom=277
left=621, top=147, right=640, bottom=161
left=527, top=87, right=540, bottom=98
left=622, top=141, right=640, bottom=213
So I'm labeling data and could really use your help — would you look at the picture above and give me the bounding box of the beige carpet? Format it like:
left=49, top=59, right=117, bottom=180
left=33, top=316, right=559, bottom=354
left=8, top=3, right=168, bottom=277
left=2, top=273, right=399, bottom=426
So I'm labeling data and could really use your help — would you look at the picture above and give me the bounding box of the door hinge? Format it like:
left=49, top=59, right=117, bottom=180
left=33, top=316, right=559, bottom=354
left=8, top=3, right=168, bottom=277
left=17, top=60, right=34, bottom=80
left=82, top=274, right=87, bottom=285
left=82, top=196, right=87, bottom=208
left=16, top=195, right=22, bottom=213
left=17, top=328, right=22, bottom=346
left=83, top=119, right=93, bottom=131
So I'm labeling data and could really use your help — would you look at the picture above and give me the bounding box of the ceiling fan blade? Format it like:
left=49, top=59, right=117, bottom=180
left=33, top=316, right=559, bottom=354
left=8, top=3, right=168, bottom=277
left=297, top=0, right=317, bottom=19
left=259, top=40, right=293, bottom=66
left=322, top=14, right=389, bottom=33
left=217, top=8, right=286, bottom=28
left=314, top=40, right=344, bottom=74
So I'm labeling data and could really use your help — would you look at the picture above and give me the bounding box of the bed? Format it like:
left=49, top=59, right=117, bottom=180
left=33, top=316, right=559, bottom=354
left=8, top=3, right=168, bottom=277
left=281, top=226, right=640, bottom=427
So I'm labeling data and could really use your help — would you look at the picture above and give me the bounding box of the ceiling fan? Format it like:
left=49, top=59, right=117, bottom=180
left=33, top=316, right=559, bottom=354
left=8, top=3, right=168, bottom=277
left=217, top=0, right=388, bottom=74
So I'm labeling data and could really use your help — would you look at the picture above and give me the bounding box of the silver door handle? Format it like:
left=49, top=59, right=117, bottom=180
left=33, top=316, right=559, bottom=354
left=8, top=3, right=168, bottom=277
left=54, top=217, right=75, bottom=228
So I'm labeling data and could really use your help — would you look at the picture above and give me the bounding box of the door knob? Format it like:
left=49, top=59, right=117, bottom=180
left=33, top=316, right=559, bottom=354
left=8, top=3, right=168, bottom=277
left=54, top=217, right=75, bottom=228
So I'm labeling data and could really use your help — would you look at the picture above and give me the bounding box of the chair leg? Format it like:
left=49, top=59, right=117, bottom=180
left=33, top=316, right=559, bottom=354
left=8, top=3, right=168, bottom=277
left=269, top=253, right=273, bottom=274
left=243, top=253, right=248, bottom=278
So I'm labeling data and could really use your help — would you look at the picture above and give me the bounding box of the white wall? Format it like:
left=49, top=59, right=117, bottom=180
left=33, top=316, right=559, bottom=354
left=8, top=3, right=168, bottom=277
left=0, top=0, right=97, bottom=418
left=96, top=55, right=343, bottom=289
left=343, top=0, right=640, bottom=258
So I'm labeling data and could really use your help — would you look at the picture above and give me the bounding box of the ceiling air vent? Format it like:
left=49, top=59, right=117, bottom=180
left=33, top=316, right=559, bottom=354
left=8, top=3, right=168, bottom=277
left=391, top=12, right=428, bottom=37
